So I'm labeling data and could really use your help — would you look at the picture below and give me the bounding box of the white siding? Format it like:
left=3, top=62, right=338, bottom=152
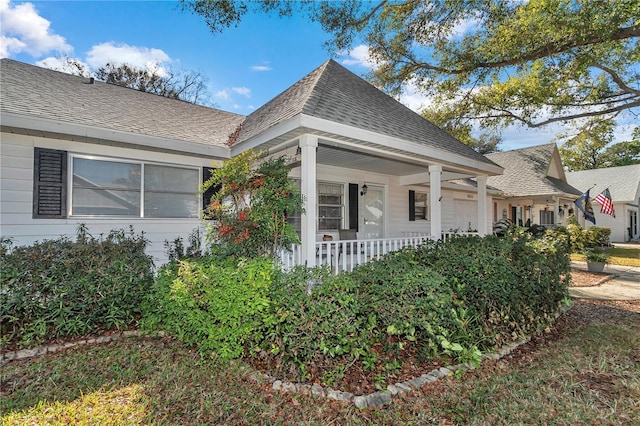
left=302, top=164, right=491, bottom=240
left=1, top=132, right=223, bottom=265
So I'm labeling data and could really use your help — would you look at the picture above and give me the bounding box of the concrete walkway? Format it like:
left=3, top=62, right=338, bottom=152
left=569, top=262, right=640, bottom=300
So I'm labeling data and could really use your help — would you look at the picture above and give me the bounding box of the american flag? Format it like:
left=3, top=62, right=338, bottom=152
left=594, top=188, right=615, bottom=217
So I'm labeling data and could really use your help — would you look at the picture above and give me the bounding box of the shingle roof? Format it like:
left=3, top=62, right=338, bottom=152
left=567, top=165, right=640, bottom=203
left=0, top=58, right=244, bottom=148
left=237, top=59, right=496, bottom=166
left=486, top=143, right=582, bottom=197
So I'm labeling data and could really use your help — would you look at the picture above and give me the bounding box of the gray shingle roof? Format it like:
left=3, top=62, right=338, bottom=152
left=567, top=165, right=640, bottom=203
left=486, top=143, right=582, bottom=197
left=1, top=58, right=244, bottom=148
left=236, top=59, right=496, bottom=166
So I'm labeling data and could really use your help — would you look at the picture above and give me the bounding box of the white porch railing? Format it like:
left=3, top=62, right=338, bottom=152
left=441, top=231, right=479, bottom=241
left=279, top=235, right=432, bottom=274
left=279, top=232, right=480, bottom=274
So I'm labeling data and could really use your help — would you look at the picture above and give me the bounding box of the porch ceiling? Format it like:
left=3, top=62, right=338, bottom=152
left=266, top=129, right=493, bottom=181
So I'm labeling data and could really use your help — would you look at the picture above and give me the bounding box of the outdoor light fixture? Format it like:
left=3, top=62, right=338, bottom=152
left=295, top=146, right=302, bottom=156
left=360, top=184, right=368, bottom=196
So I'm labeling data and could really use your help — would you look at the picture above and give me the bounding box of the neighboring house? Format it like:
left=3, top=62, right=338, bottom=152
left=484, top=143, right=582, bottom=228
left=567, top=165, right=640, bottom=242
left=1, top=58, right=503, bottom=266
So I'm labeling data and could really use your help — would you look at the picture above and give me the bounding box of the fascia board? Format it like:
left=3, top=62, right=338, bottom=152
left=300, top=115, right=504, bottom=176
left=1, top=112, right=231, bottom=159
left=230, top=116, right=303, bottom=156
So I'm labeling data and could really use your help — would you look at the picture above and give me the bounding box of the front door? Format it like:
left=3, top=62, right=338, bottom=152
left=363, top=186, right=384, bottom=239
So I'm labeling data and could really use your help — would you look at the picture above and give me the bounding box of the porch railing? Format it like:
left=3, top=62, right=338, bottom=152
left=279, top=232, right=481, bottom=274
left=279, top=235, right=432, bottom=274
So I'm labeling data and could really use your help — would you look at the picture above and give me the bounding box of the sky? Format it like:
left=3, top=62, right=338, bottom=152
left=1, top=0, right=636, bottom=151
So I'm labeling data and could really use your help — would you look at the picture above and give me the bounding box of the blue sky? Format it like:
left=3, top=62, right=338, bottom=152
left=1, top=0, right=635, bottom=151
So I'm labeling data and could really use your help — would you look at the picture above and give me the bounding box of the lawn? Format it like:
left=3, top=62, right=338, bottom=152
left=2, top=300, right=639, bottom=425
left=571, top=245, right=640, bottom=267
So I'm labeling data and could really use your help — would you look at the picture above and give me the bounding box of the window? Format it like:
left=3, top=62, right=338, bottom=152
left=286, top=179, right=302, bottom=235
left=414, top=192, right=428, bottom=220
left=71, top=155, right=199, bottom=218
left=318, top=182, right=343, bottom=230
left=408, top=190, right=428, bottom=221
left=539, top=209, right=555, bottom=227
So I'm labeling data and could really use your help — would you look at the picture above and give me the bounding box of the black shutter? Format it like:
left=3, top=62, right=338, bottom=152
left=202, top=167, right=219, bottom=210
left=33, top=148, right=67, bottom=218
left=348, top=183, right=359, bottom=232
left=409, top=190, right=416, bottom=221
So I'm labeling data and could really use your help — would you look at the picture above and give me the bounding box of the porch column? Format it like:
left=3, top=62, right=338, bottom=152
left=299, top=135, right=318, bottom=266
left=429, top=165, right=442, bottom=240
left=477, top=175, right=488, bottom=236
left=554, top=198, right=560, bottom=226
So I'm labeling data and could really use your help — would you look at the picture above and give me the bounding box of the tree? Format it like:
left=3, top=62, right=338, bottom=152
left=41, top=56, right=211, bottom=105
left=203, top=150, right=303, bottom=258
left=182, top=0, right=639, bottom=131
left=558, top=118, right=639, bottom=171
left=423, top=107, right=501, bottom=154
left=95, top=63, right=210, bottom=105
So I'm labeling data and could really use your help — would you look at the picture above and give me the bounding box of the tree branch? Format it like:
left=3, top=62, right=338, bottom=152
left=592, top=63, right=640, bottom=96
left=403, top=25, right=640, bottom=75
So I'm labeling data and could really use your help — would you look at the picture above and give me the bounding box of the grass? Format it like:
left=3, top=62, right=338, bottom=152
left=571, top=245, right=640, bottom=267
left=2, top=301, right=639, bottom=425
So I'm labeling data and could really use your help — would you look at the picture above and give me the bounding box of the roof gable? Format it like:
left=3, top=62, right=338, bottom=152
left=566, top=164, right=640, bottom=203
left=236, top=59, right=496, bottom=167
left=486, top=143, right=581, bottom=197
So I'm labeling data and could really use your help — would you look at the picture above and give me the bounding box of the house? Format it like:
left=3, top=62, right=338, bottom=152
left=484, top=143, right=582, bottom=228
left=1, top=58, right=503, bottom=266
left=567, top=165, right=640, bottom=242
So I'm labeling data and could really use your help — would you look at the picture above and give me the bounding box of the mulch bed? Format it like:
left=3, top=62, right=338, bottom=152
left=568, top=268, right=613, bottom=287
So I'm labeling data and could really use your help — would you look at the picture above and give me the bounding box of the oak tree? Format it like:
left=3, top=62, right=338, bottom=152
left=182, top=0, right=639, bottom=131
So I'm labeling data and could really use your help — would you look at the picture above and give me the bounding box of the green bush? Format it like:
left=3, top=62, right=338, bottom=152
left=0, top=226, right=154, bottom=348
left=414, top=229, right=570, bottom=348
left=142, top=256, right=274, bottom=360
left=144, top=230, right=570, bottom=385
left=585, top=226, right=611, bottom=247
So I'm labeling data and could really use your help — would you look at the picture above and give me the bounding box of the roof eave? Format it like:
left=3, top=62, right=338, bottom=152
left=1, top=111, right=231, bottom=159
left=232, top=114, right=504, bottom=176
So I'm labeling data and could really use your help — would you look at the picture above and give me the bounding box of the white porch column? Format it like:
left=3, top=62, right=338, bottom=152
left=477, top=175, right=488, bottom=236
left=429, top=165, right=442, bottom=240
left=299, top=135, right=318, bottom=266
left=554, top=197, right=560, bottom=225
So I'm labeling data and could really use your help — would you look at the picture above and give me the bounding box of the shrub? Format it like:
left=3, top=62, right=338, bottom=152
left=0, top=226, right=154, bottom=348
left=585, top=226, right=611, bottom=247
left=142, top=256, right=274, bottom=360
left=203, top=150, right=303, bottom=258
left=414, top=229, right=570, bottom=348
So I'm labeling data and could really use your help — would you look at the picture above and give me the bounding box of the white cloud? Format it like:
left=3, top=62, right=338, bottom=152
left=338, top=45, right=379, bottom=70
left=252, top=64, right=271, bottom=71
left=36, top=56, right=91, bottom=77
left=0, top=0, right=71, bottom=58
left=216, top=89, right=230, bottom=100
left=232, top=86, right=251, bottom=98
left=86, top=42, right=171, bottom=75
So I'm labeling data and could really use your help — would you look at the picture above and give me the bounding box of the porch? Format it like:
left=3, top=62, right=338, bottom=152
left=279, top=231, right=479, bottom=274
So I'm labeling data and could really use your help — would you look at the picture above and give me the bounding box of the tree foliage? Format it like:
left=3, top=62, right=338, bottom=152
left=558, top=118, right=639, bottom=171
left=203, top=150, right=303, bottom=258
left=182, top=0, right=639, bottom=132
left=42, top=56, right=211, bottom=105
left=95, top=63, right=210, bottom=105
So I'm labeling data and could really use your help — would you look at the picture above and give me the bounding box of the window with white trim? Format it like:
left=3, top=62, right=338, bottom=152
left=71, top=156, right=199, bottom=218
left=318, top=182, right=344, bottom=230
left=539, top=209, right=555, bottom=227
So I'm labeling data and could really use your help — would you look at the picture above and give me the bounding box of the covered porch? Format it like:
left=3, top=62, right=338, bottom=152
left=227, top=60, right=502, bottom=272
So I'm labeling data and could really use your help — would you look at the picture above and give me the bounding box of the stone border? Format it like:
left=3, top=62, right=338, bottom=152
left=1, top=303, right=573, bottom=408
left=261, top=302, right=574, bottom=408
left=0, top=330, right=144, bottom=367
